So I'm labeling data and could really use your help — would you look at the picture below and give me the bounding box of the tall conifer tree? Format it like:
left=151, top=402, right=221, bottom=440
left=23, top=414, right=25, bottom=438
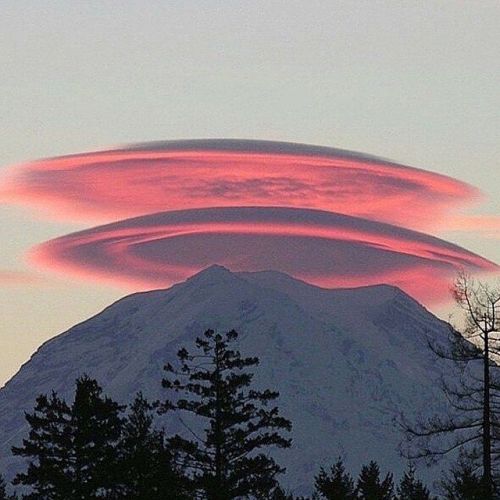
left=356, top=461, right=394, bottom=500
left=314, top=458, right=356, bottom=499
left=71, top=376, right=124, bottom=498
left=395, top=464, right=434, bottom=500
left=161, top=328, right=292, bottom=499
left=13, top=376, right=124, bottom=499
left=118, top=392, right=187, bottom=499
left=12, top=392, right=73, bottom=499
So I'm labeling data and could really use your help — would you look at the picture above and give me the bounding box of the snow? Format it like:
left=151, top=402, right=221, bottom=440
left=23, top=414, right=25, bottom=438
left=0, top=266, right=455, bottom=494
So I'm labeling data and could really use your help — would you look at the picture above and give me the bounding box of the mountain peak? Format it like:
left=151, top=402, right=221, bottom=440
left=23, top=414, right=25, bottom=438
left=185, top=264, right=237, bottom=284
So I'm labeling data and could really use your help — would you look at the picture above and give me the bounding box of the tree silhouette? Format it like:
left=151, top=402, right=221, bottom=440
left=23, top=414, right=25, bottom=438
left=13, top=375, right=124, bottom=499
left=314, top=457, right=356, bottom=499
left=439, top=452, right=484, bottom=500
left=71, top=376, right=124, bottom=498
left=160, top=328, right=292, bottom=499
left=401, top=273, right=500, bottom=498
left=12, top=391, right=73, bottom=499
left=453, top=273, right=500, bottom=496
left=356, top=461, right=394, bottom=500
left=118, top=392, right=188, bottom=499
left=395, top=464, right=434, bottom=500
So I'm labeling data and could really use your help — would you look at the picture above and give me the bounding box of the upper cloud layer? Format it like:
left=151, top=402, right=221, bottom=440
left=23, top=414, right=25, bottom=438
left=30, top=206, right=497, bottom=305
left=0, top=139, right=479, bottom=230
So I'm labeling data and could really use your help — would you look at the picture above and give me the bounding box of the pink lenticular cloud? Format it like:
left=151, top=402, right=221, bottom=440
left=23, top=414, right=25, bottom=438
left=3, top=139, right=496, bottom=304
left=0, top=139, right=479, bottom=230
left=30, top=207, right=498, bottom=305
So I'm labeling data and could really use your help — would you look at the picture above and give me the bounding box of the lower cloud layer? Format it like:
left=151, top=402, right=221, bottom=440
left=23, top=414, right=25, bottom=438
left=30, top=207, right=497, bottom=305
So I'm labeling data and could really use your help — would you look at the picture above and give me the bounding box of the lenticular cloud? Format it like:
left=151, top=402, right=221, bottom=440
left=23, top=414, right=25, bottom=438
left=0, top=139, right=478, bottom=229
left=30, top=207, right=496, bottom=304
left=0, top=139, right=496, bottom=304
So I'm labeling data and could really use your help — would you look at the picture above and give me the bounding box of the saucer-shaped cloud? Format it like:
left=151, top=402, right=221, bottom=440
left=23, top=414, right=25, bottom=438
left=0, top=139, right=478, bottom=230
left=30, top=207, right=497, bottom=305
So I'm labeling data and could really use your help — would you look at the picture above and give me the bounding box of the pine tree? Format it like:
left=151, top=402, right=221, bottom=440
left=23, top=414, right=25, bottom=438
left=356, top=461, right=394, bottom=500
left=440, top=453, right=485, bottom=500
left=395, top=464, right=434, bottom=500
left=12, top=391, right=73, bottom=499
left=13, top=375, right=124, bottom=499
left=161, top=328, right=292, bottom=499
left=118, top=392, right=188, bottom=499
left=71, top=376, right=124, bottom=498
left=313, top=457, right=356, bottom=499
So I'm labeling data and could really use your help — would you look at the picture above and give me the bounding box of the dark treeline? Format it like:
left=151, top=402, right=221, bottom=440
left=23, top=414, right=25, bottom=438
left=0, top=326, right=496, bottom=499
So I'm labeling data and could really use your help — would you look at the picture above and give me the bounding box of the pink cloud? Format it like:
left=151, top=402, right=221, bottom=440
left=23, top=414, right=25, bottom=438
left=29, top=207, right=498, bottom=305
left=3, top=140, right=495, bottom=304
left=0, top=139, right=479, bottom=230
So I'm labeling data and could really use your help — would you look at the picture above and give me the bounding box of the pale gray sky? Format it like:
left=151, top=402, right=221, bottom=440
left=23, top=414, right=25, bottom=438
left=0, top=1, right=499, bottom=386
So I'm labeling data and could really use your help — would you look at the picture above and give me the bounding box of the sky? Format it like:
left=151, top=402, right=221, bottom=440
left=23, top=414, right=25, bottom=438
left=0, top=1, right=499, bottom=387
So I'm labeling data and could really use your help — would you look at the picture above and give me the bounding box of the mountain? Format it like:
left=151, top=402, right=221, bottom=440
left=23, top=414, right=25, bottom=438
left=0, top=266, right=455, bottom=494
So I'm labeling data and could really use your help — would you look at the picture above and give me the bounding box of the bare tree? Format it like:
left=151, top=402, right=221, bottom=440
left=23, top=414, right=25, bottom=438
left=401, top=272, right=500, bottom=499
left=454, top=273, right=500, bottom=492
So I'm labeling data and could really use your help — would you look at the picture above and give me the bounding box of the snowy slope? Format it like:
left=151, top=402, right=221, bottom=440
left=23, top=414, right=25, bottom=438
left=0, top=266, right=454, bottom=494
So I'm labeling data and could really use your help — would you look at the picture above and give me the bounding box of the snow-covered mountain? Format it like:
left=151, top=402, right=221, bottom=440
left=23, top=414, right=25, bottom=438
left=0, top=266, right=455, bottom=493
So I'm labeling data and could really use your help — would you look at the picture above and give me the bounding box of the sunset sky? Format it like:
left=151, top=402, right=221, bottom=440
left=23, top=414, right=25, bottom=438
left=1, top=1, right=499, bottom=387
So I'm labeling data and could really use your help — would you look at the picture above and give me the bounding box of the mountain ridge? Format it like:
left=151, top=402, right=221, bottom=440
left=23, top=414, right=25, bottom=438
left=0, top=266, right=453, bottom=494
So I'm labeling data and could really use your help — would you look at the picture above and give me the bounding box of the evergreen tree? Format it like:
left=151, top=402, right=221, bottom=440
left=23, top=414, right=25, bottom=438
left=395, top=464, right=434, bottom=500
left=71, top=376, right=124, bottom=498
left=12, top=391, right=73, bottom=499
left=13, top=375, right=124, bottom=499
left=313, top=458, right=356, bottom=499
left=356, top=461, right=394, bottom=500
left=118, top=392, right=188, bottom=499
left=440, top=453, right=485, bottom=500
left=161, top=328, right=292, bottom=499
